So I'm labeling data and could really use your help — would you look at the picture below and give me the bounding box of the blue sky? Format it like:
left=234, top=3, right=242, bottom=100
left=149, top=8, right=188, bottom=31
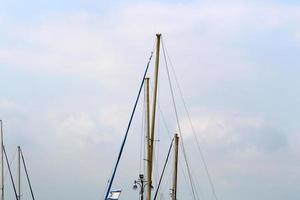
left=0, top=0, right=300, bottom=200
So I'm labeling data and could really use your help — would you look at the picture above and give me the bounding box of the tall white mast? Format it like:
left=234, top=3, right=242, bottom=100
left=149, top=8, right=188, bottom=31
left=146, top=33, right=161, bottom=200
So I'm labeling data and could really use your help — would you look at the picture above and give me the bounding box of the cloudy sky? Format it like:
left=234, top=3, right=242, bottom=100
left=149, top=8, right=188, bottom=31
left=0, top=0, right=300, bottom=200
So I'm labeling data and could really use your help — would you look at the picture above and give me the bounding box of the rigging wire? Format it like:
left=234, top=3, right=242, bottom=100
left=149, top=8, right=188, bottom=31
left=149, top=84, right=171, bottom=137
left=193, top=171, right=205, bottom=200
left=153, top=138, right=174, bottom=200
left=163, top=40, right=219, bottom=200
left=161, top=37, right=198, bottom=200
left=20, top=149, right=35, bottom=200
left=153, top=79, right=161, bottom=187
left=104, top=51, right=154, bottom=200
left=178, top=153, right=194, bottom=198
left=4, top=148, right=18, bottom=180
left=3, top=146, right=18, bottom=200
left=150, top=84, right=193, bottom=200
left=153, top=132, right=160, bottom=187
left=159, top=161, right=172, bottom=199
left=150, top=65, right=197, bottom=200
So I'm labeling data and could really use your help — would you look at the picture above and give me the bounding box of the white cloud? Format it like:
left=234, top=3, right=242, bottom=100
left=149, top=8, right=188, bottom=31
left=178, top=108, right=291, bottom=183
left=56, top=113, right=96, bottom=147
left=180, top=108, right=287, bottom=154
left=0, top=1, right=299, bottom=91
left=0, top=99, right=18, bottom=110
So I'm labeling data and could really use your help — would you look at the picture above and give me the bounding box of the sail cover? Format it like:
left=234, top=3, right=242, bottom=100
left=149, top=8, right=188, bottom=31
left=107, top=190, right=122, bottom=200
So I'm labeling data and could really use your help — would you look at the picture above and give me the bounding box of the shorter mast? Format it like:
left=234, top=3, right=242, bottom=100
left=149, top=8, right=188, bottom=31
left=172, top=134, right=179, bottom=200
left=145, top=77, right=151, bottom=200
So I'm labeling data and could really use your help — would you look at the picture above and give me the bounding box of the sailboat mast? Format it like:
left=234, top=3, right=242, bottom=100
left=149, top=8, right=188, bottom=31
left=17, top=146, right=21, bottom=200
left=145, top=77, right=151, bottom=200
left=0, top=120, right=3, bottom=200
left=172, top=134, right=179, bottom=200
left=147, top=33, right=161, bottom=200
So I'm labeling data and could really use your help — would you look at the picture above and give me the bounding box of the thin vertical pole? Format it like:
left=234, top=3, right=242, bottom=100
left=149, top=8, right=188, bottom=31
left=140, top=180, right=144, bottom=200
left=147, top=33, right=161, bottom=200
left=17, top=146, right=21, bottom=200
left=0, top=120, right=3, bottom=200
left=145, top=77, right=151, bottom=200
left=172, top=134, right=179, bottom=200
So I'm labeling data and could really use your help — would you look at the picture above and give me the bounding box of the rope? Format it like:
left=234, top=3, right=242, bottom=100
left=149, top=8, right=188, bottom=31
left=161, top=38, right=198, bottom=200
left=104, top=51, right=153, bottom=200
left=164, top=40, right=219, bottom=200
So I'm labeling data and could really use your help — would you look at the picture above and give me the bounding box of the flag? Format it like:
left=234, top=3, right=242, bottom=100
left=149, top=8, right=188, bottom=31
left=107, top=189, right=122, bottom=200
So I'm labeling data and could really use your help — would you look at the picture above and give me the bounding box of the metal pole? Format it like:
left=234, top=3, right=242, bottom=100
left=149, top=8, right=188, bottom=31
left=141, top=180, right=144, bottom=200
left=172, top=134, right=179, bottom=200
left=145, top=77, right=151, bottom=200
left=147, top=33, right=161, bottom=200
left=0, top=120, right=3, bottom=200
left=17, top=146, right=21, bottom=200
